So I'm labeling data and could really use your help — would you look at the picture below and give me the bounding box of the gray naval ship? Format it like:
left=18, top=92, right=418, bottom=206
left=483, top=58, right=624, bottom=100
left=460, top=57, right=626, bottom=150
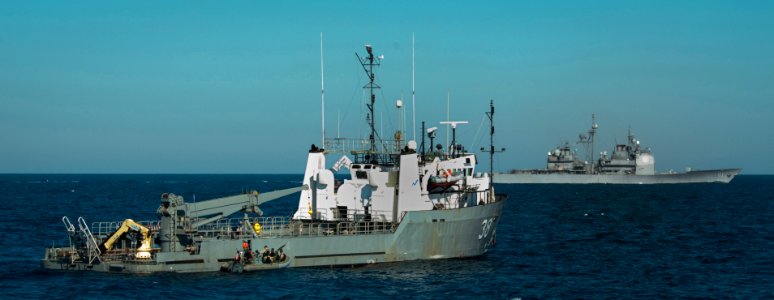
left=495, top=114, right=741, bottom=184
left=41, top=45, right=507, bottom=273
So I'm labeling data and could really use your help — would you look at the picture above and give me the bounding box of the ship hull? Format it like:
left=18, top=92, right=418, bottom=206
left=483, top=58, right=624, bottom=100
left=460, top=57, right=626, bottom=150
left=41, top=199, right=505, bottom=273
left=494, top=168, right=741, bottom=184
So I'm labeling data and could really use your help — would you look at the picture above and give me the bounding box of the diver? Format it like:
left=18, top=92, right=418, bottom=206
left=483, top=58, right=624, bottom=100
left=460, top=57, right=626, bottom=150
left=277, top=249, right=287, bottom=262
left=261, top=245, right=270, bottom=264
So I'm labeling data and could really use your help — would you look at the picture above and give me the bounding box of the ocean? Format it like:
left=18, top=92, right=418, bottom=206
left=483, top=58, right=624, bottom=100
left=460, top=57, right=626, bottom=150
left=0, top=174, right=772, bottom=299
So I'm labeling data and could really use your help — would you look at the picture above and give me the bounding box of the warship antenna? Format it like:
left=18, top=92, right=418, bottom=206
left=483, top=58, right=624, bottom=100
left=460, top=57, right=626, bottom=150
left=481, top=99, right=506, bottom=182
left=320, top=32, right=325, bottom=148
left=590, top=113, right=598, bottom=173
left=356, top=44, right=382, bottom=156
left=412, top=32, right=416, bottom=141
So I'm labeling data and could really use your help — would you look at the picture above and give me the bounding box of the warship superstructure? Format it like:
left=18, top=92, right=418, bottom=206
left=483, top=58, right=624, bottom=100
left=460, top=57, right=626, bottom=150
left=42, top=44, right=507, bottom=273
left=495, top=115, right=740, bottom=184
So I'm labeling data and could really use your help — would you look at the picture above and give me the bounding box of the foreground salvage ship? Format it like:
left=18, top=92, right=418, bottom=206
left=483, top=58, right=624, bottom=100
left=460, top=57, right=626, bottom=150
left=42, top=44, right=506, bottom=273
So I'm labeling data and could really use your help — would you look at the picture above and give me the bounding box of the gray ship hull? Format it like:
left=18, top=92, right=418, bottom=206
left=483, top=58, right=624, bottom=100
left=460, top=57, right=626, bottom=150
left=494, top=168, right=741, bottom=184
left=42, top=198, right=505, bottom=273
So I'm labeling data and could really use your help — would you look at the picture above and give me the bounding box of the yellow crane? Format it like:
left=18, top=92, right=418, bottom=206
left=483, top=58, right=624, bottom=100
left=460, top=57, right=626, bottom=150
left=98, top=219, right=152, bottom=259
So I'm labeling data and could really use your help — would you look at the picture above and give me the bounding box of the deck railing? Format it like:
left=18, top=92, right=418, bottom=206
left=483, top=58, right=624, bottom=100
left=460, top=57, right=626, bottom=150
left=196, top=212, right=397, bottom=240
left=81, top=190, right=503, bottom=248
left=89, top=220, right=161, bottom=238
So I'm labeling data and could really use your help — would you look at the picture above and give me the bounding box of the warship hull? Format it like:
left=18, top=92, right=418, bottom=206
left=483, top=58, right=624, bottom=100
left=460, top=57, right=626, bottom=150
left=494, top=168, right=741, bottom=184
left=41, top=198, right=505, bottom=273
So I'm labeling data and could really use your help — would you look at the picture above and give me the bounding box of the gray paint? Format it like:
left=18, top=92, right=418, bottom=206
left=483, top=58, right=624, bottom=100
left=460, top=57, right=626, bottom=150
left=494, top=168, right=741, bottom=184
left=42, top=197, right=504, bottom=273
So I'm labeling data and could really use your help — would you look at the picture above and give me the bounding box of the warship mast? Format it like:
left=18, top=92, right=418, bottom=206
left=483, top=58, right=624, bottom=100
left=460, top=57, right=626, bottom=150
left=590, top=114, right=598, bottom=173
left=578, top=114, right=599, bottom=174
left=356, top=45, right=381, bottom=157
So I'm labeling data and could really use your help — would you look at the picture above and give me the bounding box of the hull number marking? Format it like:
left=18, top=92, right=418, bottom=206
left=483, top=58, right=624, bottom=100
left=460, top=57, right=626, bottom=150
left=478, top=218, right=495, bottom=240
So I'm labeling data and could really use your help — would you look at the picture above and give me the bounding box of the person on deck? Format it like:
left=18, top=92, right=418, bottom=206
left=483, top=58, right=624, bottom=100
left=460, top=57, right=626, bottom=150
left=262, top=245, right=270, bottom=264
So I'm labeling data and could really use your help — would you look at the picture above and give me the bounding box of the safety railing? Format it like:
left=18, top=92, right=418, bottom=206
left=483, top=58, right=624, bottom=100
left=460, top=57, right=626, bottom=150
left=426, top=188, right=499, bottom=210
left=190, top=216, right=397, bottom=240
left=89, top=220, right=161, bottom=239
left=324, top=138, right=405, bottom=156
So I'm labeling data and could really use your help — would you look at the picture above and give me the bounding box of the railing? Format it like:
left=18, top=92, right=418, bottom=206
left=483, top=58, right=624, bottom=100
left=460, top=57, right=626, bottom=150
left=330, top=208, right=393, bottom=222
left=195, top=214, right=397, bottom=240
left=59, top=214, right=399, bottom=264
left=90, top=220, right=161, bottom=239
left=195, top=216, right=294, bottom=240
left=426, top=187, right=500, bottom=210
left=421, top=151, right=472, bottom=162
left=288, top=220, right=395, bottom=237
left=324, top=138, right=405, bottom=155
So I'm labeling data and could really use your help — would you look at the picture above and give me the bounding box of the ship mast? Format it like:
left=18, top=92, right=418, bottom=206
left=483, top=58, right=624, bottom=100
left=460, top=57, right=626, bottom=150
left=412, top=33, right=416, bottom=142
left=483, top=99, right=505, bottom=182
left=320, top=33, right=325, bottom=148
left=589, top=114, right=598, bottom=173
left=356, top=45, right=381, bottom=155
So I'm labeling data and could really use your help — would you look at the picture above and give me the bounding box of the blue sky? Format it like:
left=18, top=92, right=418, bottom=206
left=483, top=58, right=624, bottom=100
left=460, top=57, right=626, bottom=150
left=1, top=1, right=772, bottom=174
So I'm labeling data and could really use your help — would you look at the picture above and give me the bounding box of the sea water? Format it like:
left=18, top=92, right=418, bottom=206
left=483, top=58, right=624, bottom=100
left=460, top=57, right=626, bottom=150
left=0, top=174, right=771, bottom=298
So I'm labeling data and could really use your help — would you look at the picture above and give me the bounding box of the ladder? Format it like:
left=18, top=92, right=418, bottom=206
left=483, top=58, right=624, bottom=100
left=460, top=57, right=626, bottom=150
left=62, top=216, right=76, bottom=237
left=77, top=217, right=102, bottom=264
left=61, top=216, right=78, bottom=265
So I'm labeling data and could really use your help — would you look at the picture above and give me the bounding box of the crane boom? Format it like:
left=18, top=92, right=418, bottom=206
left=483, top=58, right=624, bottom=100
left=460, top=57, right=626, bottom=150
left=98, top=219, right=152, bottom=259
